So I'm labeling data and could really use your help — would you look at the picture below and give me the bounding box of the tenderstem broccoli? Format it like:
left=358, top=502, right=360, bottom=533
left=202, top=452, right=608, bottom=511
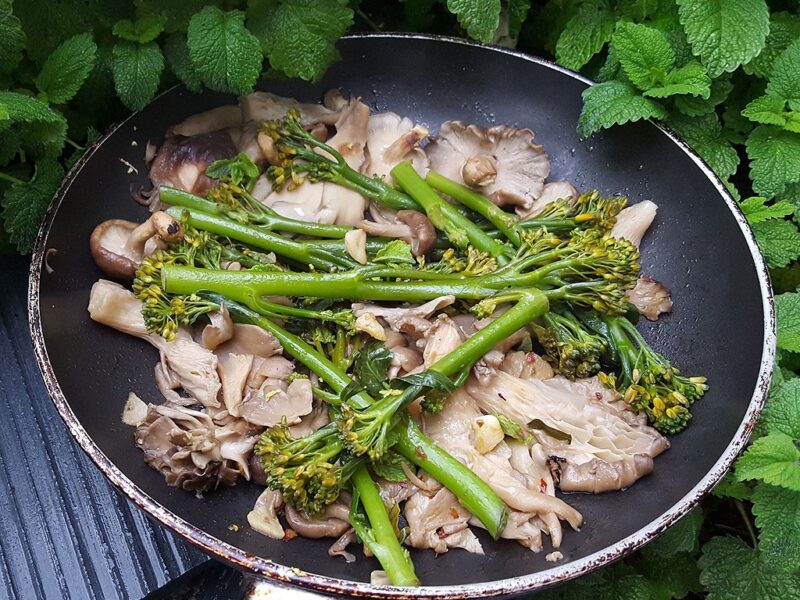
left=532, top=306, right=608, bottom=379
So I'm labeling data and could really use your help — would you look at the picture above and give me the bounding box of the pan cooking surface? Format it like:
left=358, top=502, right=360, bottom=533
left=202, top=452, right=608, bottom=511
left=31, top=34, right=772, bottom=596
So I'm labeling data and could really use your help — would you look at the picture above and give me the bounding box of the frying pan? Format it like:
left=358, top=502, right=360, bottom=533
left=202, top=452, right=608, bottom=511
left=28, top=34, right=774, bottom=598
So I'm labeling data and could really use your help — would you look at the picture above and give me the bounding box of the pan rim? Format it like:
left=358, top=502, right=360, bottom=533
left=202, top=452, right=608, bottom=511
left=27, top=32, right=776, bottom=598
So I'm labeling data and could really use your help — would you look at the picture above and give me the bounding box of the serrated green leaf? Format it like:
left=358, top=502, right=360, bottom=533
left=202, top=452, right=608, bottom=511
left=112, top=14, right=166, bottom=44
left=35, top=32, right=97, bottom=105
left=740, top=196, right=796, bottom=224
left=670, top=113, right=739, bottom=180
left=636, top=551, right=701, bottom=599
left=596, top=46, right=620, bottom=82
left=1, top=159, right=64, bottom=253
left=763, top=377, right=800, bottom=438
left=554, top=1, right=615, bottom=71
left=777, top=292, right=800, bottom=353
left=0, top=91, right=67, bottom=165
left=699, top=536, right=800, bottom=600
left=13, top=2, right=92, bottom=67
left=767, top=40, right=800, bottom=106
left=507, top=0, right=530, bottom=39
left=186, top=7, right=261, bottom=94
left=752, top=220, right=800, bottom=268
left=743, top=95, right=795, bottom=127
left=751, top=483, right=800, bottom=568
left=736, top=432, right=800, bottom=491
left=712, top=472, right=753, bottom=500
left=644, top=508, right=703, bottom=557
left=676, top=0, right=769, bottom=78
left=111, top=41, right=164, bottom=111
left=578, top=81, right=668, bottom=138
left=746, top=125, right=800, bottom=197
left=249, top=0, right=351, bottom=82
left=163, top=34, right=201, bottom=93
left=352, top=341, right=393, bottom=397
left=674, top=75, right=733, bottom=116
left=0, top=0, right=25, bottom=74
left=645, top=60, right=711, bottom=99
left=612, top=21, right=675, bottom=92
left=446, top=0, right=502, bottom=43
left=617, top=0, right=658, bottom=21
left=745, top=12, right=800, bottom=80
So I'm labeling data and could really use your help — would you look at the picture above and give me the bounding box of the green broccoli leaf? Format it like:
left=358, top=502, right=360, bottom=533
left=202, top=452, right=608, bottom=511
left=751, top=220, right=800, bottom=268
left=751, top=483, right=800, bottom=568
left=163, top=34, right=202, bottom=93
left=446, top=0, right=502, bottom=43
left=767, top=40, right=800, bottom=107
left=645, top=61, right=711, bottom=99
left=1, top=159, right=64, bottom=253
left=186, top=7, right=262, bottom=94
left=676, top=0, right=769, bottom=78
left=746, top=125, right=800, bottom=197
left=736, top=432, right=800, bottom=491
left=371, top=451, right=411, bottom=483
left=554, top=0, right=615, bottom=71
left=35, top=32, right=98, bottom=105
left=374, top=239, right=415, bottom=266
left=112, top=14, right=167, bottom=44
left=351, top=341, right=393, bottom=397
left=744, top=12, right=800, bottom=80
left=578, top=81, right=668, bottom=138
left=740, top=196, right=796, bottom=224
left=205, top=152, right=259, bottom=185
left=763, top=377, right=800, bottom=438
left=612, top=21, right=675, bottom=92
left=742, top=95, right=800, bottom=132
left=776, top=292, right=800, bottom=353
left=0, top=0, right=25, bottom=74
left=111, top=41, right=164, bottom=111
left=670, top=113, right=739, bottom=181
left=699, top=536, right=800, bottom=600
left=494, top=412, right=527, bottom=441
left=0, top=91, right=67, bottom=165
left=712, top=472, right=753, bottom=500
left=674, top=75, right=733, bottom=116
left=643, top=508, right=703, bottom=557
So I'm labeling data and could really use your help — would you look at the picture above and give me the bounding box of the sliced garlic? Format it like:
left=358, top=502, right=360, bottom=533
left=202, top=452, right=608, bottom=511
left=355, top=312, right=386, bottom=341
left=344, top=228, right=368, bottom=265
left=122, top=392, right=148, bottom=427
left=472, top=414, right=504, bottom=454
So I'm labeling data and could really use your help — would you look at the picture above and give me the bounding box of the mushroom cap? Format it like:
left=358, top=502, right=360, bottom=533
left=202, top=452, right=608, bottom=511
left=90, top=219, right=139, bottom=279
left=427, top=121, right=550, bottom=210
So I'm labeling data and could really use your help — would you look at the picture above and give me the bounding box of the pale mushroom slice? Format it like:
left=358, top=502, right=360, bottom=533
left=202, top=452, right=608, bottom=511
left=240, top=91, right=341, bottom=126
left=627, top=275, right=673, bottom=321
left=610, top=200, right=658, bottom=248
left=363, top=112, right=429, bottom=182
left=518, top=180, right=578, bottom=219
left=426, top=121, right=550, bottom=211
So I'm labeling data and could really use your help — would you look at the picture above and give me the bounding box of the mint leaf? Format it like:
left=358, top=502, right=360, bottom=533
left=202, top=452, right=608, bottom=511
left=637, top=551, right=701, bottom=599
left=763, top=377, right=800, bottom=438
left=751, top=483, right=800, bottom=567
left=744, top=12, right=800, bottom=80
left=712, top=472, right=753, bottom=500
left=0, top=91, right=67, bottom=165
left=740, top=196, right=796, bottom=223
left=0, top=0, right=25, bottom=74
left=674, top=75, right=733, bottom=116
left=187, top=7, right=262, bottom=94
left=35, top=32, right=97, bottom=105
left=645, top=61, right=712, bottom=99
left=617, top=0, right=659, bottom=21
left=767, top=40, right=800, bottom=106
left=507, top=0, right=530, bottom=39
left=699, top=536, right=800, bottom=600
left=776, top=292, right=800, bottom=353
left=643, top=508, right=703, bottom=557
left=111, top=41, right=164, bottom=111
left=612, top=21, right=675, bottom=92
left=578, top=81, right=667, bottom=138
left=554, top=1, right=615, bottom=71
left=670, top=113, right=739, bottom=180
left=446, top=0, right=502, bottom=43
left=736, top=432, right=800, bottom=491
left=676, top=0, right=769, bottom=78
left=112, top=14, right=166, bottom=44
left=742, top=95, right=800, bottom=132
left=1, top=159, right=64, bottom=253
left=746, top=125, right=800, bottom=197
left=752, top=220, right=800, bottom=268
left=133, top=0, right=224, bottom=34
left=250, top=0, right=352, bottom=82
left=163, top=34, right=202, bottom=93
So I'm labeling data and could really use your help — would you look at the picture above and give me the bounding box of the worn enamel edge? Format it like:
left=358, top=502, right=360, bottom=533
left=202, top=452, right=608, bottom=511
left=28, top=32, right=776, bottom=599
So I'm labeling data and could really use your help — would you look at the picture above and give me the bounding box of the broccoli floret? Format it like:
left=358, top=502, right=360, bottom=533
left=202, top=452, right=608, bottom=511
left=522, top=190, right=627, bottom=234
left=533, top=307, right=607, bottom=379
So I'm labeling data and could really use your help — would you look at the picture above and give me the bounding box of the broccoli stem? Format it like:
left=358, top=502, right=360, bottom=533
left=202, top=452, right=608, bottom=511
left=350, top=466, right=420, bottom=586
left=425, top=170, right=523, bottom=247
left=391, top=161, right=512, bottom=263
left=164, top=207, right=356, bottom=271
left=159, top=186, right=352, bottom=239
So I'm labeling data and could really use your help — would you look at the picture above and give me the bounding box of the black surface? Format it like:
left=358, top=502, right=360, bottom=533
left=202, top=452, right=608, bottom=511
left=0, top=255, right=206, bottom=599
left=35, top=36, right=764, bottom=588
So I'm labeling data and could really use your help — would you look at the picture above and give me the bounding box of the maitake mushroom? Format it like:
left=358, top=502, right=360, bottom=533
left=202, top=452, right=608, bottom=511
left=90, top=211, right=183, bottom=279
left=426, top=121, right=550, bottom=211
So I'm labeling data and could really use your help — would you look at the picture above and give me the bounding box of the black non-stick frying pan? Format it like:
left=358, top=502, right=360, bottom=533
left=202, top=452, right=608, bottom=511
left=29, top=34, right=774, bottom=598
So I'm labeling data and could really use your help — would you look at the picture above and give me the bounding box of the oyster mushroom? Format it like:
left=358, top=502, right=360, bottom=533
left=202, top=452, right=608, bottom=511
left=518, top=180, right=578, bottom=219
left=284, top=500, right=351, bottom=538
left=90, top=211, right=183, bottom=279
left=610, top=200, right=658, bottom=248
left=426, top=121, right=550, bottom=211
left=358, top=208, right=436, bottom=256
left=627, top=275, right=673, bottom=321
left=247, top=489, right=285, bottom=539
left=363, top=112, right=429, bottom=181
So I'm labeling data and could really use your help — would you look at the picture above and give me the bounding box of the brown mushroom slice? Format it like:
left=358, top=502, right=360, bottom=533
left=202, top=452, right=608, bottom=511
left=284, top=501, right=352, bottom=539
left=518, top=180, right=578, bottom=219
left=554, top=455, right=655, bottom=493
left=171, top=105, right=242, bottom=137
left=218, top=352, right=254, bottom=416
left=216, top=324, right=283, bottom=358
left=610, top=200, right=658, bottom=248
left=247, top=489, right=285, bottom=539
left=426, top=121, right=550, bottom=210
left=627, top=275, right=673, bottom=321
left=358, top=209, right=436, bottom=257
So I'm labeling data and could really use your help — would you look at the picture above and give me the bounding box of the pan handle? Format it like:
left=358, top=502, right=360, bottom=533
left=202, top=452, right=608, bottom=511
left=145, top=559, right=331, bottom=599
